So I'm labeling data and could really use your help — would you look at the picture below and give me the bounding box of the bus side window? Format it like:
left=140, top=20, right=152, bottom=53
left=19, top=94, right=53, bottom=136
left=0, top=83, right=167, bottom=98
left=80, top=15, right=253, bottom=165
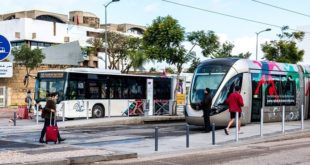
left=101, top=83, right=107, bottom=99
left=67, top=81, right=78, bottom=100
left=77, top=81, right=85, bottom=99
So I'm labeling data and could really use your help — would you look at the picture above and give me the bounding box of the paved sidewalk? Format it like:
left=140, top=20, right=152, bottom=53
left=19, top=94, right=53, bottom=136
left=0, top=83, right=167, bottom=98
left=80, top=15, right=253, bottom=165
left=1, top=107, right=310, bottom=164
left=0, top=108, right=185, bottom=164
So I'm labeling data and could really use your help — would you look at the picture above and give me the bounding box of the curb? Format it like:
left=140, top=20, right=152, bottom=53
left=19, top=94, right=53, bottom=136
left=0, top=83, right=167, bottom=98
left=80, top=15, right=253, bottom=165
left=68, top=152, right=137, bottom=164
left=62, top=116, right=185, bottom=128
left=3, top=152, right=138, bottom=165
left=8, top=159, right=70, bottom=165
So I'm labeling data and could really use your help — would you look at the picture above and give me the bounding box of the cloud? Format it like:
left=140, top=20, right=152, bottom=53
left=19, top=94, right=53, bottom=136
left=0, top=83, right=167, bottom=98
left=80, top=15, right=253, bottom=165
left=216, top=33, right=271, bottom=60
left=144, top=3, right=159, bottom=13
left=232, top=36, right=270, bottom=60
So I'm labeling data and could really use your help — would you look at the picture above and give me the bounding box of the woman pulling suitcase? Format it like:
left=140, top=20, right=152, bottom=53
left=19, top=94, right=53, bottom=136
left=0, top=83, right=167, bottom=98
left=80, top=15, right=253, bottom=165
left=39, top=92, right=66, bottom=143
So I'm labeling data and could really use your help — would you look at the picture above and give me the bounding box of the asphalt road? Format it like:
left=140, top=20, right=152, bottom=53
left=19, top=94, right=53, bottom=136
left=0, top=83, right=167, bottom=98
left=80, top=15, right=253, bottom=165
left=103, top=134, right=310, bottom=165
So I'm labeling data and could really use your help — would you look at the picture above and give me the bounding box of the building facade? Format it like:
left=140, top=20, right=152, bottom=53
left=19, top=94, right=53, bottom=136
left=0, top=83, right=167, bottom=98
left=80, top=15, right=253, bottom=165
left=0, top=9, right=146, bottom=107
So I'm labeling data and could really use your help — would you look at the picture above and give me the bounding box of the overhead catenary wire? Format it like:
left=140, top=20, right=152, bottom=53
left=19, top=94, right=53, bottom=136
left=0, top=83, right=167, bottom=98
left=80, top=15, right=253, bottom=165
left=161, top=0, right=310, bottom=34
left=252, top=0, right=310, bottom=18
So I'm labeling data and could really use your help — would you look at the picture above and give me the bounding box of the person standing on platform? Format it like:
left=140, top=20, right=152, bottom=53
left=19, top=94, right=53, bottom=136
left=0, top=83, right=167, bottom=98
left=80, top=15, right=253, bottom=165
left=200, top=88, right=213, bottom=132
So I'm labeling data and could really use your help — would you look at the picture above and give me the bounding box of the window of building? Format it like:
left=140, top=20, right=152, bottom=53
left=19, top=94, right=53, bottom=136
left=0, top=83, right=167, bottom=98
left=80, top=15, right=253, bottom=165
left=64, top=37, right=70, bottom=42
left=15, top=32, right=20, bottom=39
left=32, top=33, right=36, bottom=39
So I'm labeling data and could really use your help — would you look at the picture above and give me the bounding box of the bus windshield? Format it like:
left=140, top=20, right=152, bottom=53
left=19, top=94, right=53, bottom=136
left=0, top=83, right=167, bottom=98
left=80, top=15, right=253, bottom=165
left=35, top=72, right=66, bottom=102
left=190, top=65, right=229, bottom=104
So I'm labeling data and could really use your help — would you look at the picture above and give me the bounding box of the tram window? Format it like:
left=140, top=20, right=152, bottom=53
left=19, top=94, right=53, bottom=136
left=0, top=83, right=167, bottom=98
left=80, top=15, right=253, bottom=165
left=214, top=74, right=243, bottom=106
left=266, top=75, right=281, bottom=97
left=281, top=75, right=294, bottom=95
left=191, top=74, right=225, bottom=103
left=265, top=74, right=296, bottom=106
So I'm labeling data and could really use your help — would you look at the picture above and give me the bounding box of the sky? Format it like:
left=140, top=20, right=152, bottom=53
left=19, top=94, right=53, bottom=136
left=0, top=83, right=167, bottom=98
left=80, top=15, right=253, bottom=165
left=1, top=0, right=310, bottom=69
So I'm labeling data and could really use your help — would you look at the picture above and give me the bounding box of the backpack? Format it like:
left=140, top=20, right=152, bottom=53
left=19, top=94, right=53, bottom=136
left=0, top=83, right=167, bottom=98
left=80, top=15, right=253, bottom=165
left=41, top=107, right=47, bottom=119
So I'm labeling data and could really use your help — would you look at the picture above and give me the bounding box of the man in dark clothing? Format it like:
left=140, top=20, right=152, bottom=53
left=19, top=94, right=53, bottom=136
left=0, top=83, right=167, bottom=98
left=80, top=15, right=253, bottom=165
left=201, top=88, right=213, bottom=132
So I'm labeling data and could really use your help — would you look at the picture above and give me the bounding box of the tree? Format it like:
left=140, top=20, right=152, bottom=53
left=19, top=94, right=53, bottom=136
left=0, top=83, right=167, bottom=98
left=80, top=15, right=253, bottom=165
left=106, top=31, right=128, bottom=70
left=121, top=37, right=148, bottom=73
left=165, top=67, right=175, bottom=74
left=261, top=26, right=305, bottom=63
left=87, top=32, right=146, bottom=72
left=187, top=30, right=219, bottom=57
left=186, top=57, right=200, bottom=73
left=149, top=67, right=156, bottom=73
left=86, top=37, right=104, bottom=61
left=143, top=15, right=188, bottom=115
left=187, top=30, right=251, bottom=59
left=11, top=44, right=45, bottom=87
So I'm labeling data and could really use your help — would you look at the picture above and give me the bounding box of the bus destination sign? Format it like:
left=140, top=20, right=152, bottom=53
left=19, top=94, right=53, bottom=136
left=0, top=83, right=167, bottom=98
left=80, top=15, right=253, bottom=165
left=40, top=72, right=65, bottom=78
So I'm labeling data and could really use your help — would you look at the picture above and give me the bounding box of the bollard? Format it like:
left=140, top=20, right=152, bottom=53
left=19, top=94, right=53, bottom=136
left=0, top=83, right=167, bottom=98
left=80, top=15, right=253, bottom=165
left=301, top=104, right=304, bottom=130
left=62, top=104, right=65, bottom=122
left=108, top=100, right=111, bottom=118
left=235, top=112, right=239, bottom=142
left=186, top=124, right=189, bottom=148
left=260, top=107, right=264, bottom=137
left=36, top=104, right=39, bottom=125
left=127, top=100, right=130, bottom=117
left=13, top=112, right=17, bottom=126
left=86, top=101, right=89, bottom=120
left=155, top=127, right=159, bottom=151
left=212, top=123, right=215, bottom=145
left=282, top=106, right=285, bottom=133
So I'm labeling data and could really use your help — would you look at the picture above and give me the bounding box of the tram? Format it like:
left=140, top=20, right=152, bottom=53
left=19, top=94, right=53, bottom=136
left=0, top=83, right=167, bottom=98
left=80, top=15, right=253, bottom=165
left=185, top=58, right=310, bottom=126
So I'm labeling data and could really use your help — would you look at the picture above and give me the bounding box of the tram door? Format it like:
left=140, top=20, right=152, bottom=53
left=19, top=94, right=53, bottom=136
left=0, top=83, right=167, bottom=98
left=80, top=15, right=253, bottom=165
left=251, top=73, right=262, bottom=122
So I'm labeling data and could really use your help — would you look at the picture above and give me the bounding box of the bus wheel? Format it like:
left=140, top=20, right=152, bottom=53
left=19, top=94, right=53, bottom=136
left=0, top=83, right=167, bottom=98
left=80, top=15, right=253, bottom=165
left=92, top=105, right=105, bottom=118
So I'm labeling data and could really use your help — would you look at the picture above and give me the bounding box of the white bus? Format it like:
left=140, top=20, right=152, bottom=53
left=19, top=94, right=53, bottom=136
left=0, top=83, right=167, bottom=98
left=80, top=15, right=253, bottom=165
left=34, top=68, right=176, bottom=119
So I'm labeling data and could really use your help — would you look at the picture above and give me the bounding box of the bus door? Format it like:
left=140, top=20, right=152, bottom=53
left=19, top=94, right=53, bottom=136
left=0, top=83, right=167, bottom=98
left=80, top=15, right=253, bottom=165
left=251, top=73, right=262, bottom=122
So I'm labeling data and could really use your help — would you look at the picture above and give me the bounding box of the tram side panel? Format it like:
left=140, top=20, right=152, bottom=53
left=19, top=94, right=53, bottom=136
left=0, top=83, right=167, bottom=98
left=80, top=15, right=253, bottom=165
left=240, top=72, right=252, bottom=125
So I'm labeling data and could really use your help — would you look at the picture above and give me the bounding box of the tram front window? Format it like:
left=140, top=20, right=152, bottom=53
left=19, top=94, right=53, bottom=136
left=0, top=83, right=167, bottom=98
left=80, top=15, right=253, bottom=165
left=190, top=64, right=229, bottom=110
left=191, top=74, right=226, bottom=105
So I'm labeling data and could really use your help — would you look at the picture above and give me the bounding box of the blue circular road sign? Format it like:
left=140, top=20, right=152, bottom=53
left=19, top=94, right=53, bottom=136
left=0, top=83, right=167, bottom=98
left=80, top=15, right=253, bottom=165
left=0, top=35, right=11, bottom=61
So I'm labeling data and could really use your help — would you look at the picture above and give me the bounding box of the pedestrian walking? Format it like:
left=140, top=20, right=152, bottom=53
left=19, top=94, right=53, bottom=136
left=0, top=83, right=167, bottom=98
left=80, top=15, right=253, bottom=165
left=224, top=86, right=244, bottom=135
left=200, top=88, right=213, bottom=132
left=26, top=90, right=32, bottom=113
left=39, top=92, right=66, bottom=143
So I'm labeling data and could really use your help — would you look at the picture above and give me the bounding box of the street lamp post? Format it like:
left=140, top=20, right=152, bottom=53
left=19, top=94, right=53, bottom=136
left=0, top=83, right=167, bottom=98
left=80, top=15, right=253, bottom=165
left=104, top=0, right=120, bottom=69
left=255, top=28, right=271, bottom=60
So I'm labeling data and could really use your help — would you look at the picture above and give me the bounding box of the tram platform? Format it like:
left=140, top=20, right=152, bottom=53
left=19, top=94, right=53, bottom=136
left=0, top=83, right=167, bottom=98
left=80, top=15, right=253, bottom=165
left=0, top=107, right=310, bottom=164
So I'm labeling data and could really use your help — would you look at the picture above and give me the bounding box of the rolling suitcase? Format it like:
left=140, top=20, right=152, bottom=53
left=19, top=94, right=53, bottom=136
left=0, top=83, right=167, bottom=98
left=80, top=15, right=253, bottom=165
left=17, top=105, right=29, bottom=119
left=46, top=112, right=58, bottom=144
